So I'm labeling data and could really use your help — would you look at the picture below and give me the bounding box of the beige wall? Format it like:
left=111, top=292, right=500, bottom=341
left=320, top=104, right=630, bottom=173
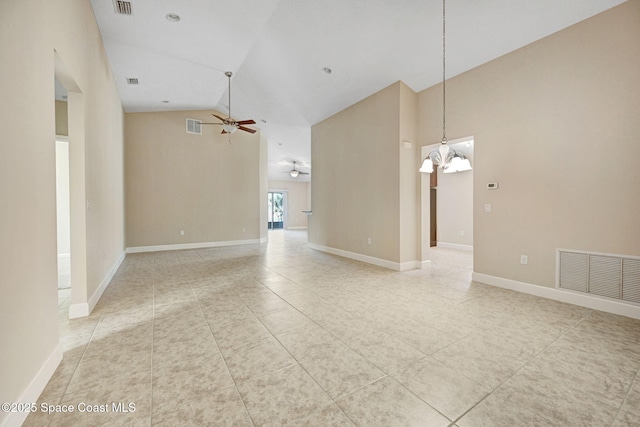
left=419, top=0, right=640, bottom=286
left=268, top=180, right=311, bottom=229
left=55, top=100, right=68, bottom=136
left=0, top=0, right=124, bottom=420
left=310, top=82, right=420, bottom=265
left=125, top=110, right=264, bottom=248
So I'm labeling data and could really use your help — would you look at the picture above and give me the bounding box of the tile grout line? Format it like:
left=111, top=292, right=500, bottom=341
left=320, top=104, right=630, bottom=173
left=190, top=277, right=258, bottom=427
left=241, top=274, right=355, bottom=424
left=610, top=361, right=640, bottom=425
left=47, top=305, right=105, bottom=426
left=253, top=267, right=473, bottom=424
left=149, top=254, right=157, bottom=427
left=449, top=309, right=596, bottom=426
left=248, top=270, right=366, bottom=425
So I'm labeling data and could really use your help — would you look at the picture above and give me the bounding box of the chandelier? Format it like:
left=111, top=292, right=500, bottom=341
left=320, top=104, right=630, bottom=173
left=420, top=0, right=471, bottom=174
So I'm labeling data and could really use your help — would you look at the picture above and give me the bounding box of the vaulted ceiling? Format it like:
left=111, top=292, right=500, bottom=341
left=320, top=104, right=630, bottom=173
left=90, top=0, right=627, bottom=182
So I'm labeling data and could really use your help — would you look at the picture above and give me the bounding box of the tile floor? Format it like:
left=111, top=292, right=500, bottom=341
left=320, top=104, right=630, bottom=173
left=25, top=230, right=640, bottom=426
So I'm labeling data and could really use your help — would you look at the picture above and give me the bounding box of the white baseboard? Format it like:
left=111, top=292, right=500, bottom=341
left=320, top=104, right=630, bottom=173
left=126, top=238, right=263, bottom=254
left=260, top=237, right=268, bottom=244
left=437, top=242, right=473, bottom=251
left=472, top=272, right=640, bottom=320
left=69, top=251, right=126, bottom=319
left=399, top=260, right=422, bottom=271
left=0, top=343, right=62, bottom=427
left=68, top=302, right=89, bottom=319
left=308, top=243, right=422, bottom=272
left=286, top=226, right=308, bottom=230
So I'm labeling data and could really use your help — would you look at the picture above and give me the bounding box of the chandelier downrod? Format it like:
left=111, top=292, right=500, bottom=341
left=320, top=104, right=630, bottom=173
left=442, top=0, right=446, bottom=144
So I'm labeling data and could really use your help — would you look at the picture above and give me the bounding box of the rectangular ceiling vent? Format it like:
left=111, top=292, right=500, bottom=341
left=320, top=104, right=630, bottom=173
left=557, top=249, right=640, bottom=305
left=126, top=78, right=139, bottom=85
left=113, top=0, right=133, bottom=15
left=186, top=119, right=202, bottom=135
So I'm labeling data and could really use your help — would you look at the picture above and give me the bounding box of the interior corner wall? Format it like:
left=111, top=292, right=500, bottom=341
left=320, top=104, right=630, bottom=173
left=418, top=0, right=640, bottom=287
left=125, top=110, right=263, bottom=248
left=399, top=82, right=419, bottom=264
left=260, top=133, right=269, bottom=241
left=268, top=180, right=311, bottom=229
left=310, top=82, right=403, bottom=264
left=0, top=0, right=124, bottom=423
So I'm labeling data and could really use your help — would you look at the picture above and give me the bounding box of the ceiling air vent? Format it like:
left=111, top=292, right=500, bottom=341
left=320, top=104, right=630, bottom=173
left=113, top=0, right=133, bottom=15
left=186, top=119, right=202, bottom=135
left=126, top=78, right=139, bottom=85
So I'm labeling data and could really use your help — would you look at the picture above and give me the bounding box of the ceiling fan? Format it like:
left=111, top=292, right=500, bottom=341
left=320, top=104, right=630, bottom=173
left=202, top=71, right=256, bottom=135
left=285, top=161, right=309, bottom=178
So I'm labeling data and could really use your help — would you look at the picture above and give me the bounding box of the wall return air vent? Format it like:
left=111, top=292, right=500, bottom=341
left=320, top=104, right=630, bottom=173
left=557, top=249, right=640, bottom=304
left=113, top=0, right=133, bottom=15
left=186, top=119, right=202, bottom=135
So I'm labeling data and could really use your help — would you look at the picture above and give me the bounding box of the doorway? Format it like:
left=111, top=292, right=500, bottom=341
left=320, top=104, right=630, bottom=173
left=421, top=136, right=474, bottom=260
left=267, top=192, right=284, bottom=229
left=56, top=51, right=90, bottom=318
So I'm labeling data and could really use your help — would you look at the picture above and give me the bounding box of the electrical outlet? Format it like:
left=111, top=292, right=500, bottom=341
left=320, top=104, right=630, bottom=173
left=484, top=203, right=492, bottom=213
left=460, top=230, right=465, bottom=236
left=367, top=237, right=372, bottom=245
left=180, top=230, right=185, bottom=236
left=520, top=255, right=528, bottom=265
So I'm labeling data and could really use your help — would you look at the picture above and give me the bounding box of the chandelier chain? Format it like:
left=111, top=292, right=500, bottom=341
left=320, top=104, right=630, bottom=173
left=442, top=0, right=446, bottom=143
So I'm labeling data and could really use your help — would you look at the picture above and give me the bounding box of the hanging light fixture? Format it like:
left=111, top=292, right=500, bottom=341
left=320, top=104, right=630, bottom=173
left=420, top=0, right=471, bottom=174
left=443, top=153, right=472, bottom=173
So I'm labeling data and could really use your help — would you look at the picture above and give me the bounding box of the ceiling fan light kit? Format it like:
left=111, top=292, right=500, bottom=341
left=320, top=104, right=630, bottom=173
left=285, top=161, right=309, bottom=178
left=420, top=0, right=472, bottom=175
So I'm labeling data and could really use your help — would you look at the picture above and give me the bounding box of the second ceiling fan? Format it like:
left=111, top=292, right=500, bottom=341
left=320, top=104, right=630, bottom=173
left=203, top=71, right=256, bottom=135
left=286, top=161, right=309, bottom=178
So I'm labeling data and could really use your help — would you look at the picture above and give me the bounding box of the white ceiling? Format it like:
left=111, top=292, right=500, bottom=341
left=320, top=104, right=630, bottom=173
left=89, top=0, right=626, bottom=183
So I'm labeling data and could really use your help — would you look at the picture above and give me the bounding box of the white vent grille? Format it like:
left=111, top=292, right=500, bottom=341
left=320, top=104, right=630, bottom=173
left=559, top=252, right=589, bottom=292
left=113, top=0, right=133, bottom=15
left=557, top=249, right=640, bottom=305
left=186, top=119, right=202, bottom=135
left=623, top=258, right=640, bottom=303
left=126, top=78, right=139, bottom=85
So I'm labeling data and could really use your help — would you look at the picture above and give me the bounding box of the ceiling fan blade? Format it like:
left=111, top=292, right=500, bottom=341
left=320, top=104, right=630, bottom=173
left=236, top=119, right=256, bottom=125
left=299, top=171, right=310, bottom=175
left=200, top=122, right=223, bottom=125
left=221, top=129, right=228, bottom=134
left=212, top=114, right=227, bottom=122
left=238, top=126, right=257, bottom=134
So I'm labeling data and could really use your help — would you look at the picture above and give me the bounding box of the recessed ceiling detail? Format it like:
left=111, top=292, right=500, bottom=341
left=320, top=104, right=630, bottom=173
left=165, top=13, right=180, bottom=22
left=126, top=77, right=139, bottom=85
